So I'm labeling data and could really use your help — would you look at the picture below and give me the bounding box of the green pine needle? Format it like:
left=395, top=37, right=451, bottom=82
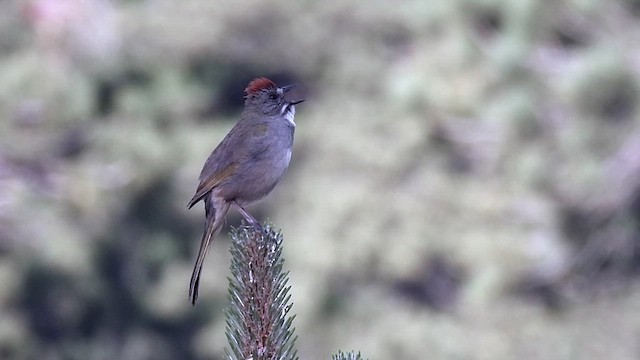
left=332, top=351, right=367, bottom=360
left=224, top=224, right=298, bottom=360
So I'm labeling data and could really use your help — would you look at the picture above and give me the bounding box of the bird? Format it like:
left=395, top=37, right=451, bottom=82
left=187, top=77, right=303, bottom=305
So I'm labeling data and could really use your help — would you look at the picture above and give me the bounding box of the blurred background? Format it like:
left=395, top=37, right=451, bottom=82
left=2, top=0, right=640, bottom=359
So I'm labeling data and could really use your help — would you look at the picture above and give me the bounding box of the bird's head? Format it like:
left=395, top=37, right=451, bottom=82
left=243, top=77, right=304, bottom=119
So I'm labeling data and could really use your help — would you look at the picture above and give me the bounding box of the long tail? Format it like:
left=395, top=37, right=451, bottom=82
left=189, top=196, right=230, bottom=305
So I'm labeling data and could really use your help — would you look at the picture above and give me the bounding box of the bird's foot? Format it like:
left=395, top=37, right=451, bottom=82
left=249, top=221, right=264, bottom=233
left=233, top=201, right=264, bottom=233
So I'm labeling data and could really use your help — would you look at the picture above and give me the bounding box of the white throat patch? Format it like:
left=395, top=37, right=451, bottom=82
left=281, top=104, right=296, bottom=127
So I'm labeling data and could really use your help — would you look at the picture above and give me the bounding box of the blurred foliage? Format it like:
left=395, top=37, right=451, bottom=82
left=2, top=0, right=640, bottom=359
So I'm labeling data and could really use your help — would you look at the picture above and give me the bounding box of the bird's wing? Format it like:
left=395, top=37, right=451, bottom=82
left=187, top=120, right=268, bottom=208
left=187, top=162, right=238, bottom=208
left=187, top=128, right=241, bottom=208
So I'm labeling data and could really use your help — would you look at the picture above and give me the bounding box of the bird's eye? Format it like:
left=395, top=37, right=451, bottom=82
left=269, top=93, right=278, bottom=100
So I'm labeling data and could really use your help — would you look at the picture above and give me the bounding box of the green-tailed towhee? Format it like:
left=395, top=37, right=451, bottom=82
left=187, top=77, right=304, bottom=305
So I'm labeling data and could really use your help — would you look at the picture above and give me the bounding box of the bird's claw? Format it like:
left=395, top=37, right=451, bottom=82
left=248, top=221, right=264, bottom=233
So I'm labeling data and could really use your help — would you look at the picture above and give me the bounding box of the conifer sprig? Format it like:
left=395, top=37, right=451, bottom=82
left=332, top=351, right=367, bottom=360
left=224, top=225, right=298, bottom=360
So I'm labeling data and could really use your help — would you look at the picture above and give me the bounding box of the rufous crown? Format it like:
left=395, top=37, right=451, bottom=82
left=244, top=77, right=277, bottom=97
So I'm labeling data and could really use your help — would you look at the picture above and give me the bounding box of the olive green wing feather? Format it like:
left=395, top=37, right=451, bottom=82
left=187, top=120, right=267, bottom=208
left=187, top=162, right=238, bottom=208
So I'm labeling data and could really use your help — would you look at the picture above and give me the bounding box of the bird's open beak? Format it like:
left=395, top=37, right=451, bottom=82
left=281, top=84, right=297, bottom=93
left=281, top=84, right=305, bottom=105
